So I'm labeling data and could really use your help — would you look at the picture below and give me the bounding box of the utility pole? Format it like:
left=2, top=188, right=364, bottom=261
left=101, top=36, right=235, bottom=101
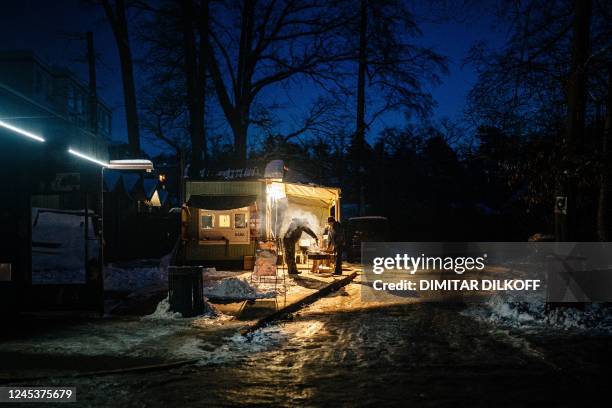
left=555, top=0, right=591, bottom=241
left=86, top=31, right=104, bottom=315
left=87, top=31, right=98, bottom=134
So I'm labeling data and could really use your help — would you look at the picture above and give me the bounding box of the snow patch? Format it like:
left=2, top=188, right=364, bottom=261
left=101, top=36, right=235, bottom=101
left=143, top=297, right=183, bottom=320
left=105, top=252, right=172, bottom=292
left=463, top=292, right=612, bottom=333
left=194, top=326, right=288, bottom=366
left=143, top=296, right=220, bottom=320
left=203, top=277, right=277, bottom=300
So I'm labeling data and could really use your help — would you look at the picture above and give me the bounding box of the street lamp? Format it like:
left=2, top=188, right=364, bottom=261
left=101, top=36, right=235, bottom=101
left=68, top=148, right=154, bottom=171
left=68, top=147, right=154, bottom=314
left=68, top=148, right=108, bottom=166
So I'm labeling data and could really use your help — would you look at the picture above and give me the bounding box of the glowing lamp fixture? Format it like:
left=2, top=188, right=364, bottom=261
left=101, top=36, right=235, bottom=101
left=267, top=182, right=286, bottom=200
left=69, top=148, right=154, bottom=171
left=0, top=120, right=45, bottom=142
left=108, top=159, right=154, bottom=171
left=68, top=148, right=109, bottom=167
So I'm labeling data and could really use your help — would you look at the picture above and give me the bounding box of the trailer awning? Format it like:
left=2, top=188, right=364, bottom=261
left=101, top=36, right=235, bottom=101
left=187, top=194, right=257, bottom=210
left=284, top=183, right=339, bottom=206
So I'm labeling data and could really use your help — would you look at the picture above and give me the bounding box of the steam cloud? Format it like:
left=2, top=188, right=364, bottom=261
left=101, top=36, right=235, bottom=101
left=277, top=203, right=322, bottom=239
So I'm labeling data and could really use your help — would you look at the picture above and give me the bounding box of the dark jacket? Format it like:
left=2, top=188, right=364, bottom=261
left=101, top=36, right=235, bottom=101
left=283, top=221, right=318, bottom=243
left=327, top=221, right=344, bottom=250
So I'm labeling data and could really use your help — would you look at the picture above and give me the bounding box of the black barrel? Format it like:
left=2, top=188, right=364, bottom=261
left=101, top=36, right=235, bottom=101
left=168, top=266, right=204, bottom=317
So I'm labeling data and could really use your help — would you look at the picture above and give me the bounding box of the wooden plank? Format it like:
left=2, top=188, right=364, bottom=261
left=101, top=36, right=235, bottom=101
left=240, top=272, right=357, bottom=336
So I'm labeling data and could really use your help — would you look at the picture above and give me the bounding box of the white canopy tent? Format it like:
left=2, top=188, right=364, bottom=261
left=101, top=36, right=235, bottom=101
left=266, top=181, right=341, bottom=240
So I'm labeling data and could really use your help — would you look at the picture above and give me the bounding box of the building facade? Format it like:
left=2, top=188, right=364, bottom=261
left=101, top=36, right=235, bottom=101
left=0, top=51, right=110, bottom=314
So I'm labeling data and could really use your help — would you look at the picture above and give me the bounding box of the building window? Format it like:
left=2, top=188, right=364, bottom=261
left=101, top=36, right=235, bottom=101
left=200, top=214, right=214, bottom=229
left=218, top=214, right=231, bottom=228
left=76, top=92, right=84, bottom=114
left=35, top=70, right=42, bottom=93
left=67, top=85, right=75, bottom=111
left=234, top=213, right=247, bottom=229
left=98, top=111, right=111, bottom=135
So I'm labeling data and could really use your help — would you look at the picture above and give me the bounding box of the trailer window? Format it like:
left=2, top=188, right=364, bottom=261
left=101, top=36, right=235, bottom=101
left=201, top=214, right=214, bottom=229
left=234, top=213, right=247, bottom=228
left=218, top=214, right=231, bottom=228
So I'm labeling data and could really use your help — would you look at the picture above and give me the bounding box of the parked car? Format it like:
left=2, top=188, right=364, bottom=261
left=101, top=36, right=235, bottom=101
left=345, top=216, right=389, bottom=262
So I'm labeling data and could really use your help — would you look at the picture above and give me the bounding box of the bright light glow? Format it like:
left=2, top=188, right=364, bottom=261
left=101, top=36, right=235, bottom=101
left=218, top=214, right=231, bottom=228
left=0, top=120, right=45, bottom=142
left=299, top=238, right=314, bottom=247
left=68, top=148, right=109, bottom=167
left=108, top=159, right=154, bottom=171
left=267, top=182, right=286, bottom=200
left=150, top=190, right=161, bottom=207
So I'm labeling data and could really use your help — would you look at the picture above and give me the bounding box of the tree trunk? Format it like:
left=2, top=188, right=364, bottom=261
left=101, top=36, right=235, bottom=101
left=197, top=0, right=209, bottom=165
left=180, top=0, right=203, bottom=177
left=356, top=0, right=367, bottom=216
left=555, top=0, right=591, bottom=241
left=178, top=148, right=186, bottom=204
left=232, top=116, right=248, bottom=166
left=597, top=70, right=611, bottom=241
left=232, top=0, right=255, bottom=165
left=111, top=0, right=141, bottom=155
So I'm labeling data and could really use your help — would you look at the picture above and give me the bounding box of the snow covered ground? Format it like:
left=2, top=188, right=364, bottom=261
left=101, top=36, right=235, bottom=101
left=463, top=291, right=612, bottom=333
left=13, top=280, right=612, bottom=407
left=104, top=253, right=172, bottom=292
left=144, top=296, right=222, bottom=321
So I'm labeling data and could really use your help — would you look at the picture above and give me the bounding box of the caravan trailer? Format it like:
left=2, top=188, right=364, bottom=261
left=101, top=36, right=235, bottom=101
left=181, top=164, right=340, bottom=266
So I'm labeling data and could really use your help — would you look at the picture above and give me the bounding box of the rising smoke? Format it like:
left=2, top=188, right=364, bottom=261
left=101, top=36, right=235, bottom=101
left=277, top=203, right=322, bottom=239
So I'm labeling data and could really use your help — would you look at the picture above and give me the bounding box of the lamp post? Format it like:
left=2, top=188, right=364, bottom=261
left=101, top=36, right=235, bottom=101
left=2, top=121, right=155, bottom=313
left=68, top=148, right=153, bottom=314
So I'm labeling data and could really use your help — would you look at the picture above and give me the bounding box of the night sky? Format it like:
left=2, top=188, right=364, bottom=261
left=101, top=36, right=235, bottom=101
left=0, top=0, right=507, bottom=156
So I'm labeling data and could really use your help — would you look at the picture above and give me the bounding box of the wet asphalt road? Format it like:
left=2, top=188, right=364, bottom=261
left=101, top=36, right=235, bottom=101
left=11, top=282, right=612, bottom=407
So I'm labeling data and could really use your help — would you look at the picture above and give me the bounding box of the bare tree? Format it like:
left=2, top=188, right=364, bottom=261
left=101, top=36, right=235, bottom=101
left=467, top=0, right=611, bottom=239
left=137, top=0, right=211, bottom=176
left=205, top=0, right=354, bottom=164
left=355, top=0, right=368, bottom=215
left=346, top=0, right=447, bottom=214
left=140, top=85, right=190, bottom=202
left=179, top=0, right=208, bottom=176
left=100, top=0, right=141, bottom=154
left=597, top=70, right=611, bottom=240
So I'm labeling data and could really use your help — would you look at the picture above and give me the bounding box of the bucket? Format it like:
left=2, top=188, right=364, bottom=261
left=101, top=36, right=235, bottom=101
left=168, top=266, right=204, bottom=317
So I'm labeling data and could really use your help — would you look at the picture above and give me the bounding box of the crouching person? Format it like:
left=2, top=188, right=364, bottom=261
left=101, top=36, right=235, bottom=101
left=283, top=218, right=318, bottom=275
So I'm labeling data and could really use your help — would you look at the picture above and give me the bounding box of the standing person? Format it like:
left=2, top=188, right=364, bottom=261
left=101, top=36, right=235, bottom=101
left=326, top=216, right=344, bottom=275
left=283, top=218, right=318, bottom=275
